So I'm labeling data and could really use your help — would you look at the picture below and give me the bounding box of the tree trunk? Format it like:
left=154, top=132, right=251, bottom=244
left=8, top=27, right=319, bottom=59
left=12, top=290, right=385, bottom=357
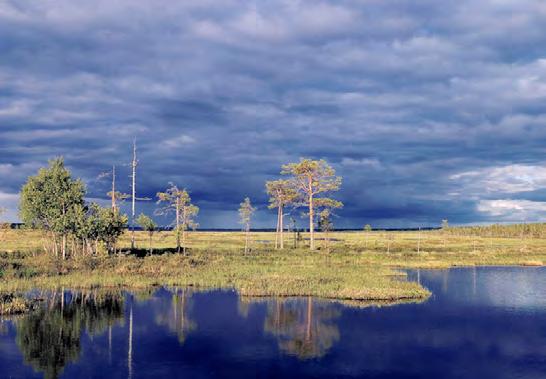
left=309, top=192, right=314, bottom=250
left=274, top=206, right=280, bottom=249
left=176, top=198, right=181, bottom=254
left=279, top=205, right=284, bottom=249
left=131, top=142, right=137, bottom=251
left=182, top=207, right=186, bottom=255
left=62, top=234, right=67, bottom=260
left=70, top=238, right=75, bottom=258
left=244, top=225, right=249, bottom=253
left=53, top=233, right=59, bottom=258
left=182, top=226, right=187, bottom=255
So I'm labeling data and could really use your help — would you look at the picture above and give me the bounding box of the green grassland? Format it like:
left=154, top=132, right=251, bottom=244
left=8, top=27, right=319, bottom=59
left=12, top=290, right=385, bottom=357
left=1, top=227, right=545, bottom=314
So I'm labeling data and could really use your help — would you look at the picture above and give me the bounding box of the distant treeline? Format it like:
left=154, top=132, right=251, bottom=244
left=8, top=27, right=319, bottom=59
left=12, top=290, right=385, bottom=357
left=9, top=222, right=544, bottom=236
left=444, top=223, right=546, bottom=238
left=2, top=224, right=440, bottom=232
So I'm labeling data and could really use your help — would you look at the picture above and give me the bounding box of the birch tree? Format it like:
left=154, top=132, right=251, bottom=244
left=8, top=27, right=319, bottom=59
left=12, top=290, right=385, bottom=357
left=156, top=184, right=199, bottom=254
left=239, top=197, right=255, bottom=253
left=20, top=158, right=85, bottom=259
left=281, top=159, right=341, bottom=250
left=266, top=179, right=297, bottom=249
left=73, top=203, right=127, bottom=256
left=94, top=205, right=127, bottom=255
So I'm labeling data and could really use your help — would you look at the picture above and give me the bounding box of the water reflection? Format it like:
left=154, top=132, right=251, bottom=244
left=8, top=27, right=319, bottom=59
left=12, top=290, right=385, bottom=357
left=15, top=290, right=124, bottom=379
left=154, top=288, right=196, bottom=344
left=262, top=297, right=340, bottom=359
left=0, top=267, right=544, bottom=379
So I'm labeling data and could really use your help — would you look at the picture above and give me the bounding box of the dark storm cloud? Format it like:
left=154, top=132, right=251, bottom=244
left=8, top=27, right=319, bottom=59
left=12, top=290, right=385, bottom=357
left=1, top=0, right=546, bottom=227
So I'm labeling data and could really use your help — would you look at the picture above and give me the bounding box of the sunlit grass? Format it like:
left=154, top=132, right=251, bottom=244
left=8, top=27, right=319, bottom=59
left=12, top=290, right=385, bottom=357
left=1, top=228, right=545, bottom=308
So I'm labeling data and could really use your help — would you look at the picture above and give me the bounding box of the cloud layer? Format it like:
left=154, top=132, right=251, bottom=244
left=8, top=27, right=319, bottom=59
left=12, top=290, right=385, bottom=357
left=1, top=0, right=546, bottom=227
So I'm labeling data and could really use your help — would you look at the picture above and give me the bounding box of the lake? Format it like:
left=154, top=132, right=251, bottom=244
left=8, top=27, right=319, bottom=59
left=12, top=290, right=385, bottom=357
left=1, top=266, right=545, bottom=378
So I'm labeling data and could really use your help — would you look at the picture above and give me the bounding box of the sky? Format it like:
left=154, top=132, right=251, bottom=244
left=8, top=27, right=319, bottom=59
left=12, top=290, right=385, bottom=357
left=1, top=0, right=546, bottom=228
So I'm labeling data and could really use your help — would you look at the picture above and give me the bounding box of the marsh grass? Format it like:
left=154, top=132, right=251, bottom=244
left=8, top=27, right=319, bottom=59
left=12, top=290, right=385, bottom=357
left=0, top=293, right=33, bottom=315
left=1, top=228, right=545, bottom=307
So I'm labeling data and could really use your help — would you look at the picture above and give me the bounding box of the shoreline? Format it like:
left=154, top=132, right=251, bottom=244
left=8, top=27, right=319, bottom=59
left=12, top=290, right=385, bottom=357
left=2, top=229, right=546, bottom=314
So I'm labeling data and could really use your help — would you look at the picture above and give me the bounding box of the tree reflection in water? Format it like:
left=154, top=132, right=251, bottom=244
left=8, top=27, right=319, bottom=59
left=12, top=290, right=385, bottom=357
left=15, top=290, right=124, bottom=379
left=261, top=296, right=341, bottom=359
left=154, top=288, right=196, bottom=344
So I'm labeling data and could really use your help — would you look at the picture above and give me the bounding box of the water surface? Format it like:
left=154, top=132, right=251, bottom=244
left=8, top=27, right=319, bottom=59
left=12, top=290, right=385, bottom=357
left=1, top=266, right=545, bottom=378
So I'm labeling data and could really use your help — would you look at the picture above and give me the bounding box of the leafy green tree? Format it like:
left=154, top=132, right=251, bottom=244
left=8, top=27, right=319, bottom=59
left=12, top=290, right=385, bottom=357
left=157, top=184, right=199, bottom=254
left=281, top=159, right=342, bottom=250
left=239, top=197, right=255, bottom=253
left=71, top=203, right=95, bottom=255
left=73, top=203, right=127, bottom=255
left=95, top=206, right=127, bottom=255
left=266, top=179, right=298, bottom=249
left=19, top=158, right=85, bottom=259
left=136, top=213, right=157, bottom=255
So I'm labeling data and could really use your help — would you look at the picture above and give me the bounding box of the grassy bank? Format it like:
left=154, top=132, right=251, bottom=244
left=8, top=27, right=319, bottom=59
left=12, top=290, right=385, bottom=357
left=1, top=228, right=545, bottom=309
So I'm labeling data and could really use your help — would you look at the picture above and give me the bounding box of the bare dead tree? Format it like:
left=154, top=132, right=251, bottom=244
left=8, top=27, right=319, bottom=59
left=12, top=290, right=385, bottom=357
left=129, top=139, right=150, bottom=250
left=106, top=165, right=129, bottom=213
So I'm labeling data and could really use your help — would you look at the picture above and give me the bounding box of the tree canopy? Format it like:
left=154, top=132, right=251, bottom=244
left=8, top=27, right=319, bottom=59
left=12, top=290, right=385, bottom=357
left=157, top=184, right=199, bottom=253
left=19, top=158, right=127, bottom=257
left=281, top=159, right=342, bottom=250
left=19, top=158, right=85, bottom=258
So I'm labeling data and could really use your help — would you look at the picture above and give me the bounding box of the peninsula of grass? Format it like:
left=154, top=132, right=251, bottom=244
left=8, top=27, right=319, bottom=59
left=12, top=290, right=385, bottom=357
left=2, top=227, right=546, bottom=308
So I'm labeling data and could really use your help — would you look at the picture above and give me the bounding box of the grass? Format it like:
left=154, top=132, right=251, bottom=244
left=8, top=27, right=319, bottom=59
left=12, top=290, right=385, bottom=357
left=0, top=293, right=33, bottom=315
left=1, top=228, right=545, bottom=309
